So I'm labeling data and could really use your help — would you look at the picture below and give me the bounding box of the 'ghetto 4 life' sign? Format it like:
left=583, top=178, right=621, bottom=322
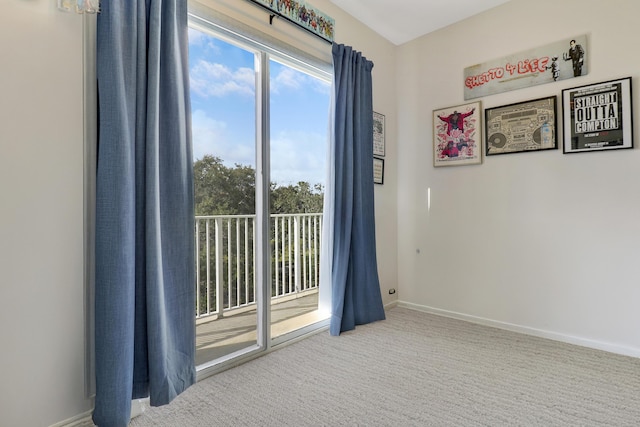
left=464, top=35, right=588, bottom=100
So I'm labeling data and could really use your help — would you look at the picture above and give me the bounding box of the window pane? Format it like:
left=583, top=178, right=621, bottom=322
left=189, top=27, right=258, bottom=367
left=269, top=58, right=330, bottom=341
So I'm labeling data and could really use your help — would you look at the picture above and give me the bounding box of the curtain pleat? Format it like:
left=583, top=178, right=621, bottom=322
left=93, top=1, right=195, bottom=425
left=329, top=43, right=385, bottom=336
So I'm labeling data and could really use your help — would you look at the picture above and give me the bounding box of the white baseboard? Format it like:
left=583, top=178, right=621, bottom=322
left=397, top=300, right=640, bottom=359
left=49, top=399, right=148, bottom=427
left=49, top=410, right=93, bottom=427
left=384, top=300, right=398, bottom=310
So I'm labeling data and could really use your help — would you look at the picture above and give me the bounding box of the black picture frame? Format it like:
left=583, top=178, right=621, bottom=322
left=373, top=157, right=384, bottom=185
left=485, top=95, right=557, bottom=156
left=561, top=77, right=633, bottom=153
left=373, top=111, right=385, bottom=157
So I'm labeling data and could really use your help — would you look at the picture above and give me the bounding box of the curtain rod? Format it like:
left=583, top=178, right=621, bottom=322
left=244, top=0, right=333, bottom=45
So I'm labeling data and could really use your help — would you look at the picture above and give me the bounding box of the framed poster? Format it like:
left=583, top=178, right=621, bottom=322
left=485, top=96, right=557, bottom=156
left=433, top=101, right=482, bottom=167
left=373, top=157, right=384, bottom=185
left=247, top=0, right=335, bottom=42
left=562, top=77, right=633, bottom=153
left=373, top=111, right=385, bottom=157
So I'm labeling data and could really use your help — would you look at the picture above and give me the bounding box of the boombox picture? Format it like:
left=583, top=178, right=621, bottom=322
left=485, top=96, right=557, bottom=155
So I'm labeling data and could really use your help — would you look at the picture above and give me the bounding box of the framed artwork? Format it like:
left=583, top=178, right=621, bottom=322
left=373, top=157, right=384, bottom=185
left=433, top=101, right=482, bottom=167
left=247, top=0, right=335, bottom=42
left=485, top=96, right=557, bottom=156
left=373, top=111, right=385, bottom=157
left=562, top=77, right=633, bottom=153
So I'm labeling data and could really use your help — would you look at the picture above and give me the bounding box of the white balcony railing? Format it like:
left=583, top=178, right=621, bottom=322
left=195, top=213, right=323, bottom=319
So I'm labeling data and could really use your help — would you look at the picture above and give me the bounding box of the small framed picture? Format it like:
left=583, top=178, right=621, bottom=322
left=373, top=111, right=385, bottom=157
left=485, top=96, right=557, bottom=156
left=562, top=77, right=633, bottom=153
left=373, top=157, right=384, bottom=185
left=433, top=101, right=482, bottom=167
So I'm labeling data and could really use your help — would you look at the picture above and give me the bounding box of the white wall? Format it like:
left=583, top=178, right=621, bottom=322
left=397, top=0, right=640, bottom=355
left=0, top=1, right=92, bottom=426
left=0, top=1, right=398, bottom=425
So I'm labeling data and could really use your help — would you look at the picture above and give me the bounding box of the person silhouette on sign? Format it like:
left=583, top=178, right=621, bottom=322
left=563, top=39, right=585, bottom=77
left=547, top=56, right=560, bottom=81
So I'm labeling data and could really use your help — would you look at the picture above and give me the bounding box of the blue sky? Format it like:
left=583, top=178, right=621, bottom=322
left=188, top=27, right=330, bottom=187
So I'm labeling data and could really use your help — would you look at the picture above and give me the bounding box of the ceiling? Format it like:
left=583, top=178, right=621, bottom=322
left=328, top=0, right=512, bottom=46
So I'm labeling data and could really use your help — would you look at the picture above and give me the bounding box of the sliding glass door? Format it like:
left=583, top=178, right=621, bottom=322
left=188, top=17, right=331, bottom=370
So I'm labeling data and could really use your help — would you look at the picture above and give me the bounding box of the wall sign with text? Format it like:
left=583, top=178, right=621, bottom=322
left=464, top=35, right=588, bottom=100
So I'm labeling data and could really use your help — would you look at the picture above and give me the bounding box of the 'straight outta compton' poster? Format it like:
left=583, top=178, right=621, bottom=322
left=563, top=77, right=633, bottom=153
left=569, top=82, right=622, bottom=150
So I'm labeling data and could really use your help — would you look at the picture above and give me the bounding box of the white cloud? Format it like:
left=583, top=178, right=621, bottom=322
left=188, top=28, right=221, bottom=55
left=271, top=67, right=304, bottom=94
left=188, top=28, right=206, bottom=46
left=311, top=78, right=331, bottom=96
left=270, top=130, right=327, bottom=186
left=191, top=109, right=254, bottom=166
left=190, top=60, right=255, bottom=98
left=270, top=67, right=331, bottom=96
left=191, top=110, right=227, bottom=161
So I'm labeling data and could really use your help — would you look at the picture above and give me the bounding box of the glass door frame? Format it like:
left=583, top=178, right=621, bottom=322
left=189, top=7, right=331, bottom=381
left=189, top=19, right=268, bottom=378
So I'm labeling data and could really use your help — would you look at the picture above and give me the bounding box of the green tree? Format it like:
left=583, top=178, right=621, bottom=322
left=193, top=155, right=323, bottom=215
left=194, top=155, right=256, bottom=215
left=270, top=181, right=324, bottom=214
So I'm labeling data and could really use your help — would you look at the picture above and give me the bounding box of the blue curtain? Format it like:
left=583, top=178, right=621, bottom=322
left=329, top=43, right=386, bottom=336
left=93, top=1, right=195, bottom=426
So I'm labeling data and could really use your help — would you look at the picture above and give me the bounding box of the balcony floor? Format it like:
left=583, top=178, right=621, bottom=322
left=195, top=291, right=322, bottom=366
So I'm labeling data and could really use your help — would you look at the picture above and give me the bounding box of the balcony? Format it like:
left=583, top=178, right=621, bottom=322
left=194, top=213, right=325, bottom=365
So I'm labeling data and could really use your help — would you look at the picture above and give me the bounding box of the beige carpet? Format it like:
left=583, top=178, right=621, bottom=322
left=130, top=306, right=640, bottom=426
